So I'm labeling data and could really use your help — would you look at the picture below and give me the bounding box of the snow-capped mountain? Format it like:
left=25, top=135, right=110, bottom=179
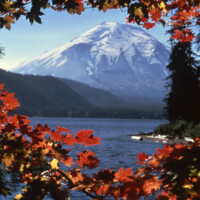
left=14, top=22, right=170, bottom=98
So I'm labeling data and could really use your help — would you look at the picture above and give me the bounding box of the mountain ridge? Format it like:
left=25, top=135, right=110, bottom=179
left=0, top=68, right=91, bottom=115
left=0, top=68, right=164, bottom=118
left=14, top=22, right=170, bottom=99
left=60, top=78, right=126, bottom=107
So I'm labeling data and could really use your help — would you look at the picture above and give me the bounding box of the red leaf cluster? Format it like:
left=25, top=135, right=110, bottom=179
left=1, top=84, right=200, bottom=200
left=171, top=29, right=195, bottom=42
left=76, top=150, right=99, bottom=169
left=75, top=129, right=101, bottom=146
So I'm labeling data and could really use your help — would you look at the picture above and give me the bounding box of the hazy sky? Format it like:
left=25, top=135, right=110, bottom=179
left=0, top=8, right=169, bottom=71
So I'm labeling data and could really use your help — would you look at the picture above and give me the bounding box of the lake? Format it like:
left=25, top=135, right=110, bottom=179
left=30, top=117, right=166, bottom=169
left=4, top=117, right=167, bottom=200
left=29, top=117, right=166, bottom=199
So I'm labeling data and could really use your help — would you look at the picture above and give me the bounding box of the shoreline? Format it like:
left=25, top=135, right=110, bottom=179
left=131, top=132, right=193, bottom=145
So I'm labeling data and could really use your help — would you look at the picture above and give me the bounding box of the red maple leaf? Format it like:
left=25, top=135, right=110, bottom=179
left=1, top=92, right=20, bottom=111
left=75, top=129, right=101, bottom=146
left=0, top=84, right=4, bottom=91
left=63, top=133, right=75, bottom=146
left=137, top=152, right=148, bottom=164
left=150, top=9, right=162, bottom=22
left=61, top=156, right=74, bottom=167
left=114, top=167, right=134, bottom=183
left=37, top=123, right=51, bottom=134
left=75, top=129, right=94, bottom=140
left=31, top=125, right=48, bottom=141
left=171, top=30, right=184, bottom=40
left=143, top=22, right=155, bottom=29
left=55, top=126, right=71, bottom=133
left=142, top=176, right=162, bottom=196
left=174, top=143, right=186, bottom=149
left=50, top=130, right=63, bottom=142
left=157, top=145, right=173, bottom=158
left=148, top=155, right=160, bottom=168
left=181, top=33, right=195, bottom=42
left=76, top=150, right=99, bottom=169
left=84, top=134, right=101, bottom=146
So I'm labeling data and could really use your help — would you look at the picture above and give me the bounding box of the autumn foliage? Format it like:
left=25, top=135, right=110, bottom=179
left=0, top=0, right=200, bottom=41
left=0, top=0, right=199, bottom=199
left=1, top=85, right=200, bottom=200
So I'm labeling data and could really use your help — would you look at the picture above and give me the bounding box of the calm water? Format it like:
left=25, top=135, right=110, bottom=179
left=5, top=118, right=167, bottom=199
left=29, top=117, right=166, bottom=170
left=31, top=117, right=166, bottom=199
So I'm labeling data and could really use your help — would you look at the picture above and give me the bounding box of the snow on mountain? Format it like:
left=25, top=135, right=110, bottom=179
left=14, top=22, right=170, bottom=98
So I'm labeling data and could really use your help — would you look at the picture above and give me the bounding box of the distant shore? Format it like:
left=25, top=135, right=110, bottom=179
left=131, top=132, right=193, bottom=145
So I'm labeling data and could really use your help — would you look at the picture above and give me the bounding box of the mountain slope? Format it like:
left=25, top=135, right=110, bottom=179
left=14, top=22, right=170, bottom=99
left=0, top=69, right=91, bottom=116
left=60, top=78, right=126, bottom=107
left=0, top=68, right=164, bottom=118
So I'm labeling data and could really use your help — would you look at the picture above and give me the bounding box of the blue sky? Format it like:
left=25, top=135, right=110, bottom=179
left=0, top=8, right=169, bottom=71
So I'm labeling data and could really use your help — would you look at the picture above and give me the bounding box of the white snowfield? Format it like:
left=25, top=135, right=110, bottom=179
left=14, top=22, right=170, bottom=98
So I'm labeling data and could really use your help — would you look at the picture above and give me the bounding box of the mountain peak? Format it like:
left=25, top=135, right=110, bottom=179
left=14, top=22, right=170, bottom=98
left=100, top=21, right=116, bottom=25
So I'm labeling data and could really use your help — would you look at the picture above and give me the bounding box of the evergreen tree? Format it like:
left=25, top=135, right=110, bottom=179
left=164, top=41, right=200, bottom=123
left=195, top=31, right=200, bottom=115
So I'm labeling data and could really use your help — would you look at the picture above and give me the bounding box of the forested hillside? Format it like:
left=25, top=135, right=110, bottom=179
left=0, top=69, right=91, bottom=116
left=0, top=69, right=164, bottom=118
left=61, top=78, right=125, bottom=107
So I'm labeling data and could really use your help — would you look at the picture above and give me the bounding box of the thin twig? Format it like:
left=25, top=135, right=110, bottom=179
left=58, top=169, right=108, bottom=199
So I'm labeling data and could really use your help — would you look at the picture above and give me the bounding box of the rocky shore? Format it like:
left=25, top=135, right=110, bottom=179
left=131, top=132, right=193, bottom=145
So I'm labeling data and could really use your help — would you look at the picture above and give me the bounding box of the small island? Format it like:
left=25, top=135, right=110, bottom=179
left=131, top=131, right=194, bottom=145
